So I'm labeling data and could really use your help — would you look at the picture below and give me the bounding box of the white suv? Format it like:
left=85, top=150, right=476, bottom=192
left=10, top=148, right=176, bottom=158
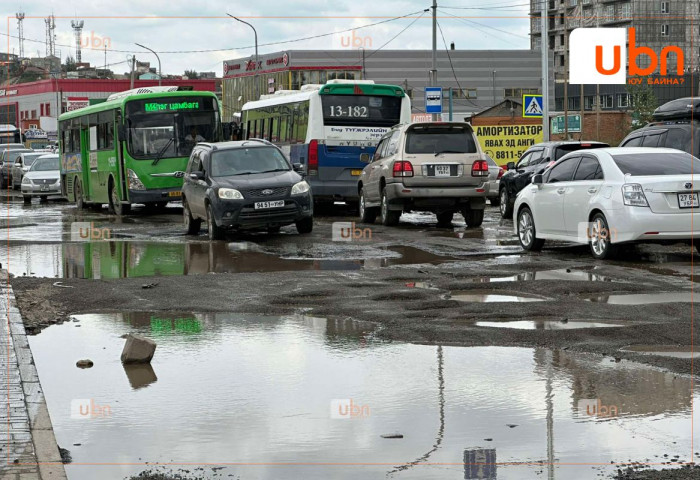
left=357, top=122, right=490, bottom=227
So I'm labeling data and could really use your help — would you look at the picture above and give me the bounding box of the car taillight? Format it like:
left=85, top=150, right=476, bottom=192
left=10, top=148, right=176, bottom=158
left=471, top=160, right=489, bottom=177
left=497, top=167, right=504, bottom=179
left=308, top=140, right=318, bottom=176
left=392, top=161, right=414, bottom=177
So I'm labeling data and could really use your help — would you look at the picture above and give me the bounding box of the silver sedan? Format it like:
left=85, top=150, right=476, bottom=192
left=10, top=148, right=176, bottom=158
left=21, top=154, right=61, bottom=204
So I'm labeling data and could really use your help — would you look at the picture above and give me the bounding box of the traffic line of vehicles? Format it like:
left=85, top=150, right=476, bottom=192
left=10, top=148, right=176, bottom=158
left=1, top=82, right=697, bottom=261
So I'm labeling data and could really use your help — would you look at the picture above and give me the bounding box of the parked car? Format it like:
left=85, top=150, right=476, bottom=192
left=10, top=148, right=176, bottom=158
left=181, top=139, right=313, bottom=240
left=21, top=153, right=61, bottom=204
left=12, top=151, right=49, bottom=189
left=514, top=147, right=700, bottom=259
left=358, top=122, right=489, bottom=228
left=485, top=155, right=503, bottom=206
left=619, top=97, right=700, bottom=157
left=0, top=147, right=31, bottom=187
left=498, top=141, right=609, bottom=219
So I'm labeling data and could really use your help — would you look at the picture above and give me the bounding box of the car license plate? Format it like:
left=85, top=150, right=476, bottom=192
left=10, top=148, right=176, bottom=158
left=40, top=185, right=49, bottom=192
left=435, top=165, right=451, bottom=177
left=351, top=170, right=363, bottom=176
left=168, top=191, right=181, bottom=197
left=255, top=200, right=285, bottom=209
left=678, top=193, right=699, bottom=208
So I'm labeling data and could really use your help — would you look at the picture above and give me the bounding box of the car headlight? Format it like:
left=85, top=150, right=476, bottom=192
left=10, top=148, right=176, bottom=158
left=127, top=169, right=145, bottom=190
left=22, top=176, right=32, bottom=185
left=622, top=184, right=648, bottom=207
left=291, top=180, right=310, bottom=195
left=218, top=188, right=243, bottom=199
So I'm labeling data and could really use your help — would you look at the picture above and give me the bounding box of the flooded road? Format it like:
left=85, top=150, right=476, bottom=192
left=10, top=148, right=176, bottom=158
left=29, top=313, right=698, bottom=480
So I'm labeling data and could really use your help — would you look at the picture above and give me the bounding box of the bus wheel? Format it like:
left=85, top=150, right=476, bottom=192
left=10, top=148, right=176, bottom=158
left=109, top=181, right=131, bottom=216
left=74, top=180, right=86, bottom=210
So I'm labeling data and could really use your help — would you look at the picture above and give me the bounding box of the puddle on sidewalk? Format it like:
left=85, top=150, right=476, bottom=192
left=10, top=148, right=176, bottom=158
left=621, top=345, right=700, bottom=359
left=445, top=291, right=549, bottom=303
left=587, top=292, right=694, bottom=305
left=475, top=269, right=613, bottom=283
left=3, top=241, right=455, bottom=279
left=30, top=312, right=699, bottom=480
left=475, top=320, right=624, bottom=330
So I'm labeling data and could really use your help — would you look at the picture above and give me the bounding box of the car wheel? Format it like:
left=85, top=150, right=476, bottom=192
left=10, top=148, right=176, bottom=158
left=436, top=211, right=454, bottom=227
left=379, top=187, right=400, bottom=226
left=295, top=216, right=313, bottom=234
left=39, top=196, right=48, bottom=202
left=517, top=207, right=545, bottom=251
left=462, top=208, right=484, bottom=228
left=359, top=188, right=377, bottom=224
left=267, top=226, right=281, bottom=234
left=589, top=213, right=618, bottom=260
left=206, top=203, right=225, bottom=240
left=183, top=199, right=201, bottom=235
left=489, top=195, right=501, bottom=207
left=74, top=180, right=86, bottom=210
left=499, top=187, right=513, bottom=219
left=22, top=195, right=31, bottom=205
left=109, top=181, right=131, bottom=216
left=696, top=243, right=700, bottom=256
left=0, top=173, right=5, bottom=188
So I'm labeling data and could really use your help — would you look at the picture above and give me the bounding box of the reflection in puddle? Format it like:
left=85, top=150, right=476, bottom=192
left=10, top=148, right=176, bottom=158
left=29, top=313, right=698, bottom=480
left=475, top=269, right=612, bottom=283
left=621, top=345, right=700, bottom=359
left=5, top=242, right=456, bottom=279
left=476, top=320, right=624, bottom=330
left=446, top=292, right=548, bottom=303
left=587, top=292, right=694, bottom=304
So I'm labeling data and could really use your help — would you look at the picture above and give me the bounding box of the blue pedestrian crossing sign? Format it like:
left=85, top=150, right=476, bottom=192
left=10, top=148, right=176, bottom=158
left=522, top=94, right=543, bottom=118
left=425, top=87, right=443, bottom=114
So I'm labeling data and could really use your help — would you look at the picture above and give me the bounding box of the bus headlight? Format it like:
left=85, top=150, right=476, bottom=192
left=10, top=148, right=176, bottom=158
left=127, top=169, right=145, bottom=190
left=291, top=180, right=310, bottom=195
left=218, top=188, right=243, bottom=200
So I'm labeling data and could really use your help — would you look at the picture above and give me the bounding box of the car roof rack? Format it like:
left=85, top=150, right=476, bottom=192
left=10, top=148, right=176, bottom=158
left=652, top=97, right=700, bottom=121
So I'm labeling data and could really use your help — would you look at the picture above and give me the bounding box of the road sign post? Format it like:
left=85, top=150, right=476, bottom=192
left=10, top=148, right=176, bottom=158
left=523, top=94, right=544, bottom=118
left=425, top=87, right=443, bottom=117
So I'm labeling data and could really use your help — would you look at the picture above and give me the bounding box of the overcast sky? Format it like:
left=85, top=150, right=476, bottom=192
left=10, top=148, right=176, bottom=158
left=1, top=0, right=530, bottom=76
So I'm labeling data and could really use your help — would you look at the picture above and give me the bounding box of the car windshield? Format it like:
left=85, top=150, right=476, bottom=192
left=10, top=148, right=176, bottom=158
left=22, top=154, right=44, bottom=166
left=612, top=152, right=700, bottom=175
left=405, top=126, right=477, bottom=154
left=30, top=157, right=60, bottom=172
left=7, top=150, right=30, bottom=163
left=210, top=147, right=290, bottom=177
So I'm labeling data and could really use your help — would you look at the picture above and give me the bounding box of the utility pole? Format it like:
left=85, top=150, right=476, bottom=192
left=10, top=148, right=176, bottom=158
left=540, top=0, right=550, bottom=142
left=16, top=12, right=25, bottom=58
left=564, top=10, right=569, bottom=138
left=492, top=70, right=496, bottom=106
left=135, top=43, right=162, bottom=86
left=430, top=0, right=438, bottom=121
left=129, top=56, right=136, bottom=89
left=229, top=15, right=259, bottom=100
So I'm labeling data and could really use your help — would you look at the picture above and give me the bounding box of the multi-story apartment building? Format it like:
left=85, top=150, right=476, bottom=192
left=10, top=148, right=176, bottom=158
left=530, top=0, right=699, bottom=80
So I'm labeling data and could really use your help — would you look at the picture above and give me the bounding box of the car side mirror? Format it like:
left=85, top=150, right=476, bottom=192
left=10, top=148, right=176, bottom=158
left=359, top=153, right=371, bottom=163
left=507, top=161, right=515, bottom=171
left=292, top=163, right=306, bottom=174
left=189, top=171, right=204, bottom=181
left=532, top=174, right=543, bottom=185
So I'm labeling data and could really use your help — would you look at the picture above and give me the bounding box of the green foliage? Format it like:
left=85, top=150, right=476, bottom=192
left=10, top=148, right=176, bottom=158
left=626, top=78, right=658, bottom=131
left=184, top=69, right=199, bottom=79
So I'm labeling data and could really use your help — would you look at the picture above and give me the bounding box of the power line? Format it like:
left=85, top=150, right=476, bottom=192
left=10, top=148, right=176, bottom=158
left=0, top=10, right=428, bottom=55
left=439, top=9, right=529, bottom=40
left=440, top=1, right=531, bottom=10
left=361, top=10, right=428, bottom=62
left=435, top=20, right=481, bottom=109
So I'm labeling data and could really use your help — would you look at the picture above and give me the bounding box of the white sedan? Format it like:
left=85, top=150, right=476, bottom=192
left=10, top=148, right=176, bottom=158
left=513, top=147, right=700, bottom=259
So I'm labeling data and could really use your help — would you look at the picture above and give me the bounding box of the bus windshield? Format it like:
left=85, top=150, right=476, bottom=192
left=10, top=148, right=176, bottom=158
left=321, top=95, right=402, bottom=128
left=125, top=96, right=219, bottom=159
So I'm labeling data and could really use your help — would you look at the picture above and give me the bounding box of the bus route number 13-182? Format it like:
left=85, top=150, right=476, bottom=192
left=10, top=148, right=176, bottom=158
left=328, top=106, right=369, bottom=118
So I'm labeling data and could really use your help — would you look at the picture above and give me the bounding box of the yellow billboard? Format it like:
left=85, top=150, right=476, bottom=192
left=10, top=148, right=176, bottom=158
left=474, top=124, right=543, bottom=166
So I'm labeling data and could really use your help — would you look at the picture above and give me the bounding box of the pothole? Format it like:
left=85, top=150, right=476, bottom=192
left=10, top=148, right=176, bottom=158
left=444, top=291, right=549, bottom=303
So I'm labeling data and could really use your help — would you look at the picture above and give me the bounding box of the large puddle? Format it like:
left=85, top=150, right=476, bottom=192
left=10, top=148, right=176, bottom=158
left=30, top=312, right=698, bottom=480
left=2, top=242, right=455, bottom=279
left=445, top=292, right=549, bottom=303
left=587, top=292, right=695, bottom=304
left=621, top=345, right=700, bottom=359
left=475, top=320, right=624, bottom=330
left=474, top=269, right=613, bottom=283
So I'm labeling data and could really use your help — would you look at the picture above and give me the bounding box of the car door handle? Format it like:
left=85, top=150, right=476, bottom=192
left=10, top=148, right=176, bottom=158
left=557, top=188, right=566, bottom=194
left=587, top=187, right=598, bottom=194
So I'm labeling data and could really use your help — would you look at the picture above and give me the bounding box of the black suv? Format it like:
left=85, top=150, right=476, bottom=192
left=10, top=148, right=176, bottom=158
left=498, top=140, right=609, bottom=218
left=619, top=97, right=700, bottom=157
left=182, top=139, right=313, bottom=240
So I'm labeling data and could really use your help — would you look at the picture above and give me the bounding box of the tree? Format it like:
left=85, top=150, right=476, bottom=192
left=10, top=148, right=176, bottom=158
left=64, top=55, right=77, bottom=73
left=626, top=78, right=658, bottom=131
left=184, top=69, right=199, bottom=79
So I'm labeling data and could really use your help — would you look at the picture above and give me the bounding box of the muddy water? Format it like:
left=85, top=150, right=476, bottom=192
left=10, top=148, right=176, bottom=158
left=30, top=313, right=698, bottom=480
left=587, top=292, right=695, bottom=304
left=475, top=320, right=624, bottom=330
left=2, top=241, right=456, bottom=279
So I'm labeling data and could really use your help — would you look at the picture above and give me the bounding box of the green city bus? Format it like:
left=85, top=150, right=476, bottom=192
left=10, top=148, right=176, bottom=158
left=59, top=87, right=222, bottom=214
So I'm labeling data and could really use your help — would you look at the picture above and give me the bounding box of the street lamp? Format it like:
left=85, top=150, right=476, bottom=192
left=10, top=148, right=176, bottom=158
left=135, top=43, right=161, bottom=86
left=227, top=14, right=259, bottom=99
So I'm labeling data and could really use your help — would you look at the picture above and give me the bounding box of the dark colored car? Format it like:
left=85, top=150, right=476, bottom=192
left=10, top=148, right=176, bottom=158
left=181, top=139, right=314, bottom=240
left=619, top=97, right=700, bottom=157
left=498, top=141, right=609, bottom=218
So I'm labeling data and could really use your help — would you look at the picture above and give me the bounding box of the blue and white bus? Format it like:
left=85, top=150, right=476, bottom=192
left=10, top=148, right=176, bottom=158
left=241, top=80, right=411, bottom=207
